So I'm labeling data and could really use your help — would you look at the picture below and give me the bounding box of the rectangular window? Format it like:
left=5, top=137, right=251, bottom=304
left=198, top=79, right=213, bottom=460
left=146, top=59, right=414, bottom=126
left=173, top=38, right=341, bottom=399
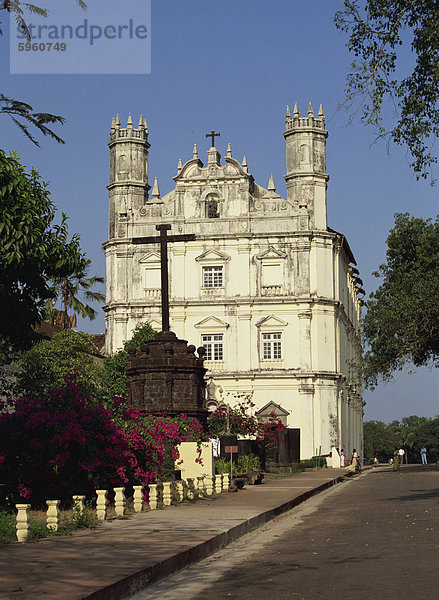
left=262, top=332, right=282, bottom=360
left=202, top=334, right=224, bottom=361
left=203, top=266, right=223, bottom=288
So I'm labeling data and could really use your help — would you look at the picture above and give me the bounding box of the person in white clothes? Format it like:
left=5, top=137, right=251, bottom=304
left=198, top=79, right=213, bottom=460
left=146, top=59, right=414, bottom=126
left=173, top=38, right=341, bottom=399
left=398, top=448, right=405, bottom=465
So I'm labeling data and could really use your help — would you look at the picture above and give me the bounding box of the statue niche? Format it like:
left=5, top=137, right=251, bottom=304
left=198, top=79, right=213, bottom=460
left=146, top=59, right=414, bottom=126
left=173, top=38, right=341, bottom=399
left=205, top=194, right=220, bottom=218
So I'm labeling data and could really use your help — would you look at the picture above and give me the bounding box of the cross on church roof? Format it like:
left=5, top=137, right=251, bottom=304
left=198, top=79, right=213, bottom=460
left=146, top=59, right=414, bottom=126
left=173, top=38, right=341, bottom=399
left=132, top=225, right=196, bottom=332
left=205, top=130, right=220, bottom=148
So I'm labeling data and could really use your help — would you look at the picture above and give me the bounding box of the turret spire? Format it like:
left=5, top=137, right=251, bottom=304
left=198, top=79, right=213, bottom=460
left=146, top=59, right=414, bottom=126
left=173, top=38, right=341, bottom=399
left=115, top=113, right=121, bottom=127
left=267, top=173, right=276, bottom=192
left=293, top=102, right=300, bottom=118
left=127, top=113, right=133, bottom=127
left=151, top=176, right=160, bottom=199
left=307, top=102, right=314, bottom=117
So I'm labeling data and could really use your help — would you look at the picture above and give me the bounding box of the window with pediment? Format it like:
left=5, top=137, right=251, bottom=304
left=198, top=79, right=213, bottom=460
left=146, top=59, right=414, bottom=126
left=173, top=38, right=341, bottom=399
left=256, top=248, right=286, bottom=296
left=196, top=249, right=230, bottom=296
left=256, top=315, right=287, bottom=367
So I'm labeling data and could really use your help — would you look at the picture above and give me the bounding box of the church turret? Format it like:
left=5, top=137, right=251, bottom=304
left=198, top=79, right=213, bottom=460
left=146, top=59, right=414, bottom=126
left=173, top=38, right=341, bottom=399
left=108, top=113, right=151, bottom=238
left=284, top=101, right=329, bottom=230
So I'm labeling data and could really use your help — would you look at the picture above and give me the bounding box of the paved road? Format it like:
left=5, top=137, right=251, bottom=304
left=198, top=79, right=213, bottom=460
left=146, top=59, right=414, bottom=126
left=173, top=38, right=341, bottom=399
left=140, top=465, right=438, bottom=600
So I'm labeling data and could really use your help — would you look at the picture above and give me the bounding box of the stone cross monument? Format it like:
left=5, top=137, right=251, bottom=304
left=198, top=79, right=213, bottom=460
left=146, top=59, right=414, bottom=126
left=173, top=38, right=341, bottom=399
left=126, top=224, right=209, bottom=427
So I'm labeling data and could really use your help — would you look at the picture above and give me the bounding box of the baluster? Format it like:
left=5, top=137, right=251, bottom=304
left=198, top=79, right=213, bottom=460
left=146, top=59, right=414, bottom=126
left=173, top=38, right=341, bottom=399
left=114, top=487, right=126, bottom=516
left=16, top=504, right=30, bottom=543
left=96, top=489, right=108, bottom=520
left=46, top=500, right=60, bottom=531
left=133, top=485, right=144, bottom=513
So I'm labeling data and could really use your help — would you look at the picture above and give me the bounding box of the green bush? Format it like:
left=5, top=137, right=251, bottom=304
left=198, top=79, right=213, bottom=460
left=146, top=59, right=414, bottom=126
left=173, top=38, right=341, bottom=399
left=237, top=453, right=260, bottom=472
left=311, top=456, right=327, bottom=468
left=0, top=511, right=16, bottom=544
left=214, top=457, right=231, bottom=474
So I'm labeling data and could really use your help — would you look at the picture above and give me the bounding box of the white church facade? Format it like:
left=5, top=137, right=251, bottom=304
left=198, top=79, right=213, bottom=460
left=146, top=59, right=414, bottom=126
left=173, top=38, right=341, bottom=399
left=103, top=104, right=364, bottom=460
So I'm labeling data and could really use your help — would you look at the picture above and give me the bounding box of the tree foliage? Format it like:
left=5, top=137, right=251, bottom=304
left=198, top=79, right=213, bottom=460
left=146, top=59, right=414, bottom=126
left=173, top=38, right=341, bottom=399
left=362, top=212, right=439, bottom=388
left=0, top=151, right=86, bottom=354
left=15, top=329, right=104, bottom=401
left=364, top=415, right=439, bottom=462
left=363, top=419, right=396, bottom=460
left=335, top=0, right=439, bottom=181
left=46, top=259, right=105, bottom=330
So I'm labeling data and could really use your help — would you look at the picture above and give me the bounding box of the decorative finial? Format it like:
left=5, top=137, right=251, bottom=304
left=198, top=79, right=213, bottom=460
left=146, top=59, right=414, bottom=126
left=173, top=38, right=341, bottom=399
left=152, top=177, right=160, bottom=199
left=293, top=102, right=300, bottom=117
left=307, top=102, right=314, bottom=116
left=242, top=155, right=248, bottom=172
left=193, top=143, right=198, bottom=159
left=115, top=113, right=121, bottom=127
left=286, top=105, right=291, bottom=119
left=267, top=173, right=276, bottom=192
left=227, top=143, right=232, bottom=157
left=143, top=116, right=148, bottom=132
left=127, top=113, right=133, bottom=127
left=318, top=104, right=324, bottom=117
left=177, top=158, right=183, bottom=172
left=138, top=114, right=144, bottom=128
left=111, top=117, right=115, bottom=131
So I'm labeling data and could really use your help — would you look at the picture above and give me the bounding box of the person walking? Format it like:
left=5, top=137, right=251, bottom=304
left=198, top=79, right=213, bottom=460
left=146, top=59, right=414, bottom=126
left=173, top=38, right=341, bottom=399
left=393, top=449, right=400, bottom=471
left=420, top=445, right=428, bottom=465
left=340, top=449, right=345, bottom=468
left=398, top=448, right=405, bottom=466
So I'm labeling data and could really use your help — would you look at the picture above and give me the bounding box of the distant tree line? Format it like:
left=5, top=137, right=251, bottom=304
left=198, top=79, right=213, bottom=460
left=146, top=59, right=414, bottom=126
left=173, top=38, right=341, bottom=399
left=364, top=416, right=439, bottom=463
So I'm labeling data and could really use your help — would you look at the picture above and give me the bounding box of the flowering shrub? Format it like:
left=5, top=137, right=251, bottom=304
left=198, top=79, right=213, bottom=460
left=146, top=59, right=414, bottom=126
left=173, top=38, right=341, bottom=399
left=0, top=377, right=128, bottom=506
left=0, top=377, right=206, bottom=507
left=109, top=398, right=205, bottom=485
left=207, top=394, right=286, bottom=446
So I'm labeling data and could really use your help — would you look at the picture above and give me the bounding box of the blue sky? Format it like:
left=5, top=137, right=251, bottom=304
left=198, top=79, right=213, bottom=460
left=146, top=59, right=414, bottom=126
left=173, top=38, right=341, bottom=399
left=1, top=1, right=438, bottom=422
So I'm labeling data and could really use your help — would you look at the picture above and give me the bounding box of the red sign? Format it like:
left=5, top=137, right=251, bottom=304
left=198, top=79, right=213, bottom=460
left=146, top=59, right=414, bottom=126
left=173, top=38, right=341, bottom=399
left=225, top=445, right=238, bottom=453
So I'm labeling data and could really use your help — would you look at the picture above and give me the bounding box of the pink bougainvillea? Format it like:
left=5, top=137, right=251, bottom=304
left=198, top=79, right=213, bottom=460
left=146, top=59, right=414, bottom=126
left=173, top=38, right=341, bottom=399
left=207, top=396, right=286, bottom=448
left=0, top=376, right=205, bottom=507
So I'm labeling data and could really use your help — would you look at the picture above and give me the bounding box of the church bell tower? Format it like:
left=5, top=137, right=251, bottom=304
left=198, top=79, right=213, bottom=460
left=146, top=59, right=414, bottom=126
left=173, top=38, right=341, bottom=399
left=284, top=102, right=329, bottom=230
left=108, top=113, right=150, bottom=239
